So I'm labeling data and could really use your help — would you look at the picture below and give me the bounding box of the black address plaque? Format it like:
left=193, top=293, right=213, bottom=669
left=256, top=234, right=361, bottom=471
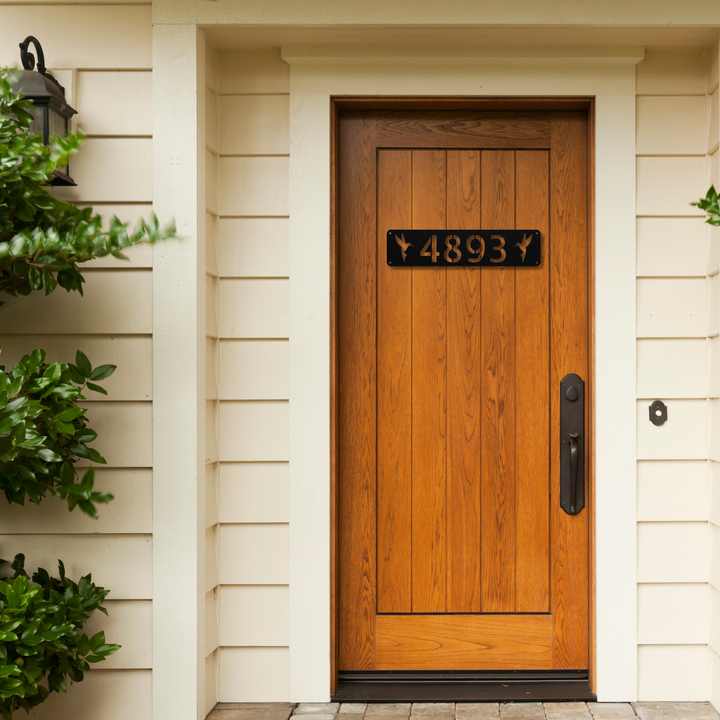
left=386, top=229, right=541, bottom=267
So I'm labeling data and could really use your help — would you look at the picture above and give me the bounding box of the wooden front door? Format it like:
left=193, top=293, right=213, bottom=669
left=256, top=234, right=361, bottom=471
left=337, top=108, right=590, bottom=674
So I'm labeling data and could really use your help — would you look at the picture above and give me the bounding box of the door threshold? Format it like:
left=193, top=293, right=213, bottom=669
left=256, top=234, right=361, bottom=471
left=332, top=671, right=596, bottom=703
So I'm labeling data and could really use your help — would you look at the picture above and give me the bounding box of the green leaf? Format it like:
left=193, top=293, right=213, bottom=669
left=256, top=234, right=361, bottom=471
left=88, top=364, right=116, bottom=382
left=36, top=448, right=61, bottom=463
left=74, top=351, right=92, bottom=379
left=85, top=383, right=107, bottom=396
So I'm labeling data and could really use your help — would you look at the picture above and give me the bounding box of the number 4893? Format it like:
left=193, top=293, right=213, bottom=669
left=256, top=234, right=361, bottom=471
left=419, top=234, right=506, bottom=264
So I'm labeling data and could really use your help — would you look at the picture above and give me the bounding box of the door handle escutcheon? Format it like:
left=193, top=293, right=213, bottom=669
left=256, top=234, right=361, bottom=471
left=560, top=374, right=585, bottom=516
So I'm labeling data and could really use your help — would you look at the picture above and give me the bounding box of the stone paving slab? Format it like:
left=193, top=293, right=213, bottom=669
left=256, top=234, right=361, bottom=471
left=632, top=703, right=720, bottom=720
left=456, top=704, right=500, bottom=718
left=340, top=706, right=369, bottom=715
left=587, top=704, right=635, bottom=717
left=499, top=703, right=545, bottom=718
left=208, top=700, right=720, bottom=720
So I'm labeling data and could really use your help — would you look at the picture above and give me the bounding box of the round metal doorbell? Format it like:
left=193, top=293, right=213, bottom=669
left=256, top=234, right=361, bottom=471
left=649, top=400, right=668, bottom=427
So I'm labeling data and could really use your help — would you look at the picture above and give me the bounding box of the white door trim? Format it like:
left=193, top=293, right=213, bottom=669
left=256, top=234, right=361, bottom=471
left=284, top=49, right=641, bottom=702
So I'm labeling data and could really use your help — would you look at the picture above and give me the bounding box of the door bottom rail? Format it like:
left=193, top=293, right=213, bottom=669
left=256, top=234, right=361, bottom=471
left=332, top=670, right=595, bottom=703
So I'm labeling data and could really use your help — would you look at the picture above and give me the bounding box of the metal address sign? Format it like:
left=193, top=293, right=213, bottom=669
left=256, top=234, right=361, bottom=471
left=386, top=229, right=541, bottom=267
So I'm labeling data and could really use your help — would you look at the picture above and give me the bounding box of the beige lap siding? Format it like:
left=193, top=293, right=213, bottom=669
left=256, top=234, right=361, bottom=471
left=209, top=48, right=291, bottom=704
left=205, top=45, right=222, bottom=716
left=635, top=47, right=719, bottom=703
left=710, top=40, right=720, bottom=714
left=0, top=3, right=153, bottom=720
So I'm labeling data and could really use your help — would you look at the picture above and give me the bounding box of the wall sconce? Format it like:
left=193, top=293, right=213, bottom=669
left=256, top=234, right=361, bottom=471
left=11, top=36, right=77, bottom=186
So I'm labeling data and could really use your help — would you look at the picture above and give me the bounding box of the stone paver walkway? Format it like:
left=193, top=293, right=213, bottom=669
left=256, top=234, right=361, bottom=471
left=208, top=701, right=720, bottom=720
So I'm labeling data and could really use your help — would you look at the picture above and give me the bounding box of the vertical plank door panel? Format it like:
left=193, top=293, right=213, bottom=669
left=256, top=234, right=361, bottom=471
left=411, top=150, right=448, bottom=614
left=514, top=151, right=551, bottom=613
left=338, top=114, right=378, bottom=669
left=446, top=151, right=483, bottom=613
left=480, top=150, right=517, bottom=613
left=377, top=151, right=413, bottom=613
left=550, top=112, right=589, bottom=668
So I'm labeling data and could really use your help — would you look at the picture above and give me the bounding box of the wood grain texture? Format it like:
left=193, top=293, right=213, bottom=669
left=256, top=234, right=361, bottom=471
left=375, top=112, right=551, bottom=149
left=480, top=151, right=517, bottom=613
left=446, top=151, right=483, bottom=613
left=514, top=151, right=551, bottom=613
left=377, top=151, right=413, bottom=613
left=377, top=615, right=552, bottom=670
left=411, top=150, right=447, bottom=614
left=550, top=112, right=589, bottom=669
left=336, top=107, right=590, bottom=674
left=338, top=113, right=377, bottom=669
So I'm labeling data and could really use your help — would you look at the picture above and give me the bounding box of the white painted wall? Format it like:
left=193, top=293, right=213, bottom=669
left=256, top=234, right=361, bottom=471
left=0, top=3, right=153, bottom=719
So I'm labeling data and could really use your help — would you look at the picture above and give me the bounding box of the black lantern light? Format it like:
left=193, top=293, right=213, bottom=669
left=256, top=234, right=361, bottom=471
left=11, top=36, right=77, bottom=186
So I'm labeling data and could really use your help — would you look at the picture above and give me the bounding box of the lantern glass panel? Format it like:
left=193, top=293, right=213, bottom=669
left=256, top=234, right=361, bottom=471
left=27, top=105, right=44, bottom=137
left=48, top=107, right=67, bottom=140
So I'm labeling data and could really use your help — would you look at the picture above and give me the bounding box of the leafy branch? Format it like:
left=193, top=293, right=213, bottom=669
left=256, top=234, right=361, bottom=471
left=0, top=348, right=115, bottom=518
left=692, top=185, right=720, bottom=225
left=0, top=68, right=178, bottom=301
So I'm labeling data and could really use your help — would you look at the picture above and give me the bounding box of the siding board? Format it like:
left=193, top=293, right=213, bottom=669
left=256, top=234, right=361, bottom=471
left=1, top=271, right=152, bottom=335
left=636, top=218, right=706, bottom=277
left=0, top=336, right=152, bottom=401
left=637, top=278, right=706, bottom=338
left=637, top=584, right=708, bottom=644
left=219, top=647, right=289, bottom=703
left=636, top=339, right=706, bottom=399
left=0, top=470, right=152, bottom=534
left=218, top=218, right=289, bottom=278
left=219, top=157, right=289, bottom=216
left=54, top=139, right=153, bottom=204
left=219, top=585, right=289, bottom=646
left=636, top=50, right=710, bottom=96
left=637, top=96, right=707, bottom=156
left=26, top=670, right=151, bottom=720
left=218, top=401, right=289, bottom=461
left=218, top=50, right=289, bottom=95
left=637, top=157, right=707, bottom=217
left=219, top=340, right=289, bottom=399
left=638, top=645, right=708, bottom=701
left=219, top=95, right=290, bottom=155
left=219, top=524, right=289, bottom=585
left=77, top=402, right=153, bottom=468
left=206, top=590, right=219, bottom=657
left=84, top=600, right=152, bottom=669
left=637, top=522, right=708, bottom=582
left=636, top=399, right=707, bottom=460
left=0, top=535, right=152, bottom=599
left=206, top=525, right=219, bottom=592
left=77, top=71, right=152, bottom=137
left=218, top=463, right=289, bottom=523
left=219, top=279, right=289, bottom=339
left=0, top=6, right=152, bottom=69
left=637, top=461, right=708, bottom=521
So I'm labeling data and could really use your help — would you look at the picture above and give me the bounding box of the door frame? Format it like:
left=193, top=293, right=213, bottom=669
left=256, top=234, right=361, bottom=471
left=285, top=49, right=639, bottom=703
left=330, top=98, right=595, bottom=696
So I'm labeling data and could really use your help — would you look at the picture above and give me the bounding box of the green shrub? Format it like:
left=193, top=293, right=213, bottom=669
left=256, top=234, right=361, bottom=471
left=0, top=348, right=114, bottom=518
left=0, top=554, right=119, bottom=719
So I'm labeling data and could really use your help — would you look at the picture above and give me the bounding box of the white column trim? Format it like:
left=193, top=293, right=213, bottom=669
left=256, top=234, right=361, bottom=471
left=285, top=51, right=639, bottom=702
left=152, top=24, right=206, bottom=720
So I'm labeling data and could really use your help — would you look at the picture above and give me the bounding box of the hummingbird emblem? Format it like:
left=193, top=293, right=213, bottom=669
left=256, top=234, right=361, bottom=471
left=515, top=232, right=533, bottom=262
left=395, top=233, right=413, bottom=263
